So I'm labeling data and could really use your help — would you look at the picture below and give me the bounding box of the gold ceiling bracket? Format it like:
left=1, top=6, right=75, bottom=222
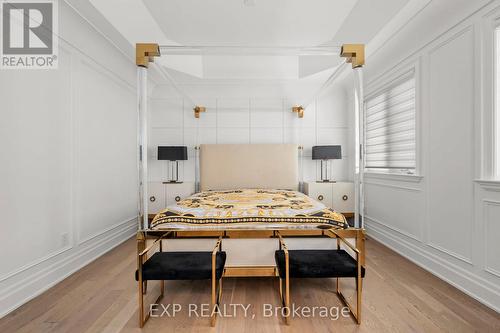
left=136, top=43, right=160, bottom=68
left=292, top=105, right=304, bottom=118
left=194, top=106, right=206, bottom=118
left=340, top=44, right=365, bottom=68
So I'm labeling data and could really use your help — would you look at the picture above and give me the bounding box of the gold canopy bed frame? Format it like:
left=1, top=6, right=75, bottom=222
left=134, top=42, right=366, bottom=276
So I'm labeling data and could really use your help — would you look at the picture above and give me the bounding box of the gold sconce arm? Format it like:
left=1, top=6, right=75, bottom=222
left=292, top=105, right=304, bottom=118
left=194, top=105, right=206, bottom=118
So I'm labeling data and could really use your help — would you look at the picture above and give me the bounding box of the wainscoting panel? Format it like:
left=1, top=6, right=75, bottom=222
left=0, top=47, right=72, bottom=277
left=365, top=181, right=424, bottom=241
left=76, top=59, right=137, bottom=243
left=426, top=27, right=475, bottom=264
left=484, top=200, right=500, bottom=278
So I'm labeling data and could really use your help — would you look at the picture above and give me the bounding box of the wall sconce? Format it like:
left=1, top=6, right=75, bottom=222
left=292, top=105, right=304, bottom=118
left=194, top=105, right=206, bottom=118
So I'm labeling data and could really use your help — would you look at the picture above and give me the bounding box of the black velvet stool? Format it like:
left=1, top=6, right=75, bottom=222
left=275, top=230, right=365, bottom=324
left=136, top=234, right=226, bottom=327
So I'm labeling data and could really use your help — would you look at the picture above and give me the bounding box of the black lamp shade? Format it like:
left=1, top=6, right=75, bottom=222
left=158, top=146, right=188, bottom=161
left=312, top=145, right=342, bottom=160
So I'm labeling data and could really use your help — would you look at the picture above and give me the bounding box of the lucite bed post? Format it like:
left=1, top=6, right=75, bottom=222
left=136, top=43, right=160, bottom=230
left=340, top=44, right=365, bottom=229
left=299, top=145, right=304, bottom=192
left=353, top=67, right=365, bottom=229
left=142, top=43, right=364, bottom=227
left=137, top=66, right=149, bottom=230
left=195, top=145, right=200, bottom=192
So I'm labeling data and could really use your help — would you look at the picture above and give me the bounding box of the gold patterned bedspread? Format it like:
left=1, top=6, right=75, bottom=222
left=151, top=189, right=347, bottom=230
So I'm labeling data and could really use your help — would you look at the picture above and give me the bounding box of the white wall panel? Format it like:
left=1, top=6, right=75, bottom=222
left=182, top=127, right=198, bottom=154
left=360, top=0, right=500, bottom=312
left=250, top=111, right=284, bottom=128
left=0, top=49, right=72, bottom=276
left=484, top=200, right=500, bottom=278
left=197, top=128, right=218, bottom=144
left=427, top=28, right=474, bottom=263
left=150, top=98, right=183, bottom=128
left=365, top=182, right=423, bottom=241
left=0, top=1, right=137, bottom=317
left=250, top=128, right=283, bottom=143
left=77, top=60, right=137, bottom=243
left=316, top=88, right=348, bottom=128
left=150, top=128, right=184, bottom=148
left=217, top=99, right=250, bottom=128
left=250, top=99, right=283, bottom=128
left=298, top=127, right=317, bottom=157
left=217, top=128, right=251, bottom=144
left=149, top=86, right=351, bottom=183
left=317, top=128, right=348, bottom=151
left=284, top=127, right=300, bottom=143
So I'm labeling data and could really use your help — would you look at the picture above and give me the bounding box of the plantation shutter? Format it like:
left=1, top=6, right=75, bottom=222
left=365, top=71, right=416, bottom=173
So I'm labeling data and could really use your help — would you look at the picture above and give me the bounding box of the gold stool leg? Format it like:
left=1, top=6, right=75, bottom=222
left=336, top=277, right=362, bottom=324
left=279, top=278, right=283, bottom=303
left=138, top=280, right=144, bottom=327
left=285, top=275, right=290, bottom=325
left=356, top=275, right=362, bottom=324
left=218, top=278, right=223, bottom=300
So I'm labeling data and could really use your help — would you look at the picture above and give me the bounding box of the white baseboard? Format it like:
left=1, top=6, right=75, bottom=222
left=0, top=218, right=137, bottom=318
left=366, top=220, right=500, bottom=313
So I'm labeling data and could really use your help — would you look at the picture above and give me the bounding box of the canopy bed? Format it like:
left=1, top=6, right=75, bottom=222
left=134, top=43, right=366, bottom=326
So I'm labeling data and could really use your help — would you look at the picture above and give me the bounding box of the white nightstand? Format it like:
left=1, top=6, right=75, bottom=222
left=148, top=181, right=195, bottom=215
left=304, top=181, right=354, bottom=215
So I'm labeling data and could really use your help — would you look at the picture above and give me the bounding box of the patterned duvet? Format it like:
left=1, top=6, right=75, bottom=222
left=151, top=189, right=347, bottom=230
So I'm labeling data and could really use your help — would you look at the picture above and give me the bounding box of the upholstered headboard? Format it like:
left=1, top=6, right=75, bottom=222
left=199, top=144, right=299, bottom=191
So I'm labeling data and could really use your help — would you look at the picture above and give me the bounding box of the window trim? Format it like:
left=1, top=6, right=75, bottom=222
left=365, top=172, right=423, bottom=183
left=478, top=12, right=500, bottom=181
left=364, top=62, right=421, bottom=177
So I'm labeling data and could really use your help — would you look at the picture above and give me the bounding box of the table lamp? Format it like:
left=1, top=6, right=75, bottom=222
left=158, top=146, right=188, bottom=183
left=312, top=145, right=342, bottom=182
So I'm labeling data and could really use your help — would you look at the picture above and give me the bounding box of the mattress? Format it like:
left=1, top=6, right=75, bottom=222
left=150, top=189, right=347, bottom=230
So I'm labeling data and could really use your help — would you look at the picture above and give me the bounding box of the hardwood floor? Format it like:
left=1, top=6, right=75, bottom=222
left=1, top=237, right=499, bottom=333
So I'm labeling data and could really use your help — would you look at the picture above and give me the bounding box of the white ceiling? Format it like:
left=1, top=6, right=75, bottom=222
left=143, top=0, right=356, bottom=46
left=88, top=0, right=411, bottom=82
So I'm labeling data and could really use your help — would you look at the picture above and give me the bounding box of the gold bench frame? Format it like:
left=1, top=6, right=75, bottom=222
left=137, top=233, right=224, bottom=327
left=276, top=229, right=364, bottom=325
left=137, top=228, right=365, bottom=326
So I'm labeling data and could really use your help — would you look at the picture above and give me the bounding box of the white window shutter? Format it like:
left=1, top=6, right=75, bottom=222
left=365, top=72, right=416, bottom=173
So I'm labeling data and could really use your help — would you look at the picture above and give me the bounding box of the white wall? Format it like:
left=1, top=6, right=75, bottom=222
left=0, top=1, right=139, bottom=316
left=149, top=84, right=351, bottom=184
left=357, top=0, right=500, bottom=312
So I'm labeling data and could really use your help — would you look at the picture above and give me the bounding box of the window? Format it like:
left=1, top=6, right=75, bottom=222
left=365, top=71, right=416, bottom=174
left=495, top=27, right=500, bottom=177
